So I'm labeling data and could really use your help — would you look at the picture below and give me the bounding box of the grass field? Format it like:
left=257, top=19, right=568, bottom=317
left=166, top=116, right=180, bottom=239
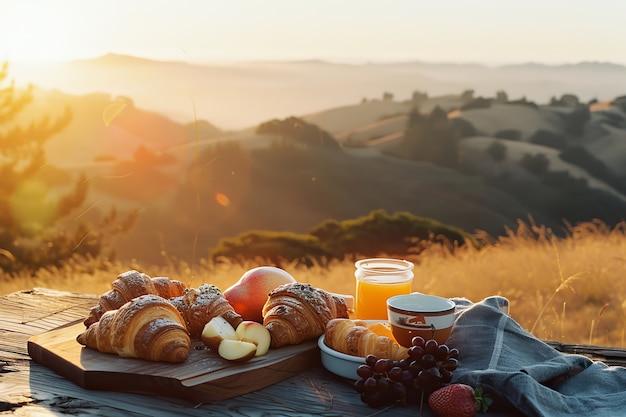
left=2, top=219, right=625, bottom=348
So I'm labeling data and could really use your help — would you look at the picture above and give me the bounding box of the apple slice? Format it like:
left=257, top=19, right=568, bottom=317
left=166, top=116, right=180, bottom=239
left=201, top=316, right=238, bottom=350
left=217, top=339, right=257, bottom=361
left=236, top=320, right=272, bottom=357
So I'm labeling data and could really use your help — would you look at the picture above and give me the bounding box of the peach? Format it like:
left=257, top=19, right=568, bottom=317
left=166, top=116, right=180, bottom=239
left=223, top=266, right=297, bottom=322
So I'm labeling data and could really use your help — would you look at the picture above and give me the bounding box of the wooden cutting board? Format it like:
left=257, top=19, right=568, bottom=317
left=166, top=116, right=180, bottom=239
left=28, top=320, right=320, bottom=403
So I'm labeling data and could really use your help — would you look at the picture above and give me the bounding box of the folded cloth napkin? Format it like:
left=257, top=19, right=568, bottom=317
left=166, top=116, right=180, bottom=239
left=447, top=296, right=626, bottom=417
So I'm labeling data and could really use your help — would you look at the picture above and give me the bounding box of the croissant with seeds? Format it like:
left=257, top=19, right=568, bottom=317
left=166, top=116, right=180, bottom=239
left=262, top=282, right=349, bottom=348
left=83, top=270, right=186, bottom=327
left=77, top=294, right=191, bottom=363
left=169, top=284, right=243, bottom=338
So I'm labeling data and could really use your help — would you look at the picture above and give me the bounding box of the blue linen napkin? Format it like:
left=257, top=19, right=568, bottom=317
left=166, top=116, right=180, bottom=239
left=447, top=296, right=626, bottom=416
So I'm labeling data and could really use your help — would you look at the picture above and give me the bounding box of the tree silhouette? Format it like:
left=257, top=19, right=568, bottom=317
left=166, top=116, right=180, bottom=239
left=0, top=63, right=136, bottom=273
left=0, top=62, right=73, bottom=232
left=563, top=105, right=591, bottom=137
left=487, top=140, right=507, bottom=162
left=400, top=106, right=468, bottom=167
left=256, top=116, right=341, bottom=150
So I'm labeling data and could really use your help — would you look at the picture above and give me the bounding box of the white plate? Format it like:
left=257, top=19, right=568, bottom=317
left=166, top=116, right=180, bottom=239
left=318, top=320, right=387, bottom=380
left=318, top=334, right=366, bottom=380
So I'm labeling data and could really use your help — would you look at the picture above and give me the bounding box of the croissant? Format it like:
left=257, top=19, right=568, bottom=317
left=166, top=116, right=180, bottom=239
left=77, top=294, right=191, bottom=363
left=324, top=318, right=409, bottom=361
left=262, top=282, right=349, bottom=348
left=83, top=270, right=187, bottom=327
left=169, top=284, right=243, bottom=338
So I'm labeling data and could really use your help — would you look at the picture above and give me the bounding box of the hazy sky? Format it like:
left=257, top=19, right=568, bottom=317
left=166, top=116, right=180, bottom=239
left=2, top=0, right=626, bottom=65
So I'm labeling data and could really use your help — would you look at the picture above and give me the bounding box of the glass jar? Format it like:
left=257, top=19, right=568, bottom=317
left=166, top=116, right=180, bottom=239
left=354, top=258, right=414, bottom=320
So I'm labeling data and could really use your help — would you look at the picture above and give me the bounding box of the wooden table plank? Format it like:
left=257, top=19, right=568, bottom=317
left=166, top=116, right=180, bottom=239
left=3, top=288, right=625, bottom=416
left=27, top=320, right=322, bottom=403
left=0, top=288, right=419, bottom=416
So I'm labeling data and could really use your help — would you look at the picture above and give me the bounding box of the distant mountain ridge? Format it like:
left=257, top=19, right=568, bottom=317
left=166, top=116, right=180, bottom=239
left=85, top=53, right=626, bottom=70
left=11, top=54, right=626, bottom=130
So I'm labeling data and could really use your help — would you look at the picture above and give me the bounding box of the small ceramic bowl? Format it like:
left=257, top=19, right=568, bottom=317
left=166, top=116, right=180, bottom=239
left=387, top=293, right=456, bottom=347
left=318, top=334, right=364, bottom=380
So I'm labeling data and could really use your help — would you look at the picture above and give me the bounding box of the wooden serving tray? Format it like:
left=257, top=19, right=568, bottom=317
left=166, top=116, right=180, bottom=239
left=28, top=320, right=320, bottom=403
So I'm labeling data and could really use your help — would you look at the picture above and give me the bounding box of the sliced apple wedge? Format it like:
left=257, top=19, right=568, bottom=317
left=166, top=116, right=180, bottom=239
left=201, top=316, right=239, bottom=350
left=217, top=339, right=257, bottom=361
left=236, top=320, right=272, bottom=357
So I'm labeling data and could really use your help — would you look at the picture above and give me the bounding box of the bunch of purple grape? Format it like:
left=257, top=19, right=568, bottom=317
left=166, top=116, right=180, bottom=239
left=354, top=336, right=459, bottom=408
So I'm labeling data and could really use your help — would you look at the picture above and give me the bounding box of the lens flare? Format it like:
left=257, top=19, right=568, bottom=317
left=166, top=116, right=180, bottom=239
left=215, top=193, right=231, bottom=207
left=103, top=102, right=128, bottom=126
left=9, top=180, right=57, bottom=234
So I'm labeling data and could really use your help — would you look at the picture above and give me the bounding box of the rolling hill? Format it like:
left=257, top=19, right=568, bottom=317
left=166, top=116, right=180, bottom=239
left=8, top=56, right=626, bottom=265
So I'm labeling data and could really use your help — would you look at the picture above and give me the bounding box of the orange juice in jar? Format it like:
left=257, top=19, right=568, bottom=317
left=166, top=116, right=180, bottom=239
left=354, top=258, right=414, bottom=320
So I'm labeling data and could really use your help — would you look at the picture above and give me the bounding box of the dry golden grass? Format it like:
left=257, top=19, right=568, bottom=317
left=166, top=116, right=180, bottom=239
left=414, top=220, right=626, bottom=347
left=2, top=219, right=625, bottom=347
left=0, top=256, right=358, bottom=299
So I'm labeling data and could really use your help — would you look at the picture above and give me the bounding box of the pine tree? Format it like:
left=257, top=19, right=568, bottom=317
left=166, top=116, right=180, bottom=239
left=0, top=62, right=73, bottom=229
left=401, top=106, right=463, bottom=167
left=0, top=62, right=136, bottom=273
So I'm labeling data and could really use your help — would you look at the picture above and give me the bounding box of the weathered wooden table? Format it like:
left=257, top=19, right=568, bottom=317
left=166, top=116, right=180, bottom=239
left=2, top=288, right=625, bottom=416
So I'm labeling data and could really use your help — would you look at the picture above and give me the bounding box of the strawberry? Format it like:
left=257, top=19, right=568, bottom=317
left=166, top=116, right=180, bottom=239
left=428, top=384, right=491, bottom=417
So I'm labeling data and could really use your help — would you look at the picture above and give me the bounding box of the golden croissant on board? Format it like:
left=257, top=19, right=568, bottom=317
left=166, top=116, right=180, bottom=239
left=262, top=282, right=349, bottom=348
left=84, top=270, right=187, bottom=327
left=169, top=284, right=243, bottom=338
left=324, top=318, right=409, bottom=361
left=77, top=294, right=191, bottom=363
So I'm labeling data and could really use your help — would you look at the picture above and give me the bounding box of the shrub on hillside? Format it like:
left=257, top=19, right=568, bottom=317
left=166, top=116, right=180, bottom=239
left=562, top=105, right=591, bottom=137
left=256, top=117, right=341, bottom=150
left=520, top=153, right=550, bottom=176
left=494, top=129, right=522, bottom=141
left=487, top=173, right=626, bottom=235
left=541, top=170, right=587, bottom=189
left=460, top=89, right=475, bottom=102
left=460, top=97, right=492, bottom=111
left=541, top=171, right=626, bottom=226
left=559, top=146, right=626, bottom=194
left=505, top=98, right=538, bottom=108
left=208, top=210, right=477, bottom=266
left=549, top=94, right=580, bottom=107
left=411, top=90, right=428, bottom=105
left=610, top=95, right=626, bottom=112
left=595, top=110, right=625, bottom=128
left=449, top=117, right=477, bottom=137
left=530, top=129, right=568, bottom=149
left=309, top=209, right=477, bottom=258
left=399, top=106, right=470, bottom=167
left=209, top=231, right=333, bottom=266
left=495, top=90, right=509, bottom=104
left=487, top=140, right=507, bottom=162
left=559, top=146, right=607, bottom=178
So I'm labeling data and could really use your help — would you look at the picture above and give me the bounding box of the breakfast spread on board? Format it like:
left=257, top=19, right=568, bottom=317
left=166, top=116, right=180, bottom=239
left=76, top=268, right=354, bottom=362
left=45, top=261, right=626, bottom=416
left=74, top=265, right=473, bottom=414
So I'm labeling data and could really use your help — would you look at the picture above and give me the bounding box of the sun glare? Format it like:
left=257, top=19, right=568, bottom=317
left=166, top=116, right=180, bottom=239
left=3, top=4, right=77, bottom=63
